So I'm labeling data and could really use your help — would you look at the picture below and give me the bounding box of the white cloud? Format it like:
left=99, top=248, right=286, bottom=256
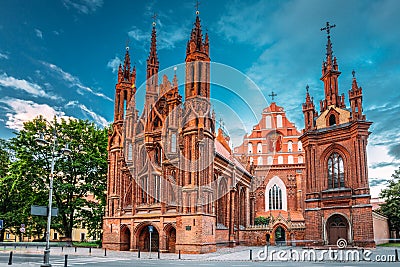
left=41, top=61, right=112, bottom=102
left=35, top=28, right=43, bottom=39
left=0, top=73, right=60, bottom=100
left=107, top=56, right=122, bottom=73
left=0, top=98, right=70, bottom=130
left=62, top=0, right=104, bottom=14
left=0, top=53, right=8, bottom=60
left=65, top=100, right=109, bottom=127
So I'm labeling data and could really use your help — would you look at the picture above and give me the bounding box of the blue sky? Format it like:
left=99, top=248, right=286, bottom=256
left=0, top=0, right=399, bottom=197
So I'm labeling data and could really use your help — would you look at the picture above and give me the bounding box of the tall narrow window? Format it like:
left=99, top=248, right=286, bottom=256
left=265, top=115, right=272, bottom=128
left=248, top=143, right=253, bottom=154
left=127, top=143, right=133, bottom=160
left=268, top=185, right=282, bottom=210
left=257, top=156, right=263, bottom=165
left=257, top=143, right=262, bottom=153
left=288, top=155, right=294, bottom=164
left=277, top=115, right=283, bottom=128
left=278, top=156, right=283, bottom=164
left=154, top=175, right=161, bottom=203
left=327, top=152, right=345, bottom=189
left=329, top=114, right=336, bottom=126
left=287, top=141, right=293, bottom=152
left=267, top=156, right=273, bottom=165
left=298, top=156, right=304, bottom=164
left=171, top=133, right=177, bottom=153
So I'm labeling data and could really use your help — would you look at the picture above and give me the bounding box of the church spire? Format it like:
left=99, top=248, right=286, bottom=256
left=123, top=46, right=131, bottom=81
left=145, top=14, right=159, bottom=109
left=319, top=21, right=345, bottom=112
left=349, top=70, right=365, bottom=121
left=302, top=85, right=317, bottom=131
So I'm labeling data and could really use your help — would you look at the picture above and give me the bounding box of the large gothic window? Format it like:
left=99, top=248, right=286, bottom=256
left=327, top=153, right=345, bottom=189
left=268, top=184, right=283, bottom=210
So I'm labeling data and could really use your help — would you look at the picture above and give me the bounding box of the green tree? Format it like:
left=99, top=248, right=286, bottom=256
left=9, top=117, right=108, bottom=240
left=254, top=216, right=270, bottom=225
left=379, top=167, right=400, bottom=238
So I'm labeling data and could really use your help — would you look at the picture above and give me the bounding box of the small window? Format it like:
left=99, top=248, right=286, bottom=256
left=257, top=143, right=262, bottom=153
left=250, top=157, right=254, bottom=164
left=80, top=233, right=86, bottom=242
left=6, top=233, right=10, bottom=239
left=278, top=156, right=283, bottom=164
left=298, top=141, right=302, bottom=151
left=277, top=115, right=283, bottom=128
left=248, top=143, right=253, bottom=154
left=287, top=141, right=293, bottom=152
left=267, top=156, right=273, bottom=165
left=288, top=155, right=294, bottom=164
left=329, top=114, right=336, bottom=126
left=127, top=143, right=133, bottom=161
left=54, top=232, right=58, bottom=240
left=257, top=156, right=263, bottom=165
left=298, top=156, right=304, bottom=164
left=265, top=115, right=272, bottom=128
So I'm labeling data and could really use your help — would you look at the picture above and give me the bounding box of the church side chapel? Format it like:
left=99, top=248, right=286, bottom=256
left=103, top=8, right=376, bottom=252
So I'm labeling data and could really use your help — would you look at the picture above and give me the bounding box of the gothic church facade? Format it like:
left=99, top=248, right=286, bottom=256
left=103, top=15, right=375, bottom=253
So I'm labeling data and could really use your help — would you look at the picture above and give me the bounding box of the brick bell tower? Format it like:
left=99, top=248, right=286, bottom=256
left=103, top=45, right=137, bottom=250
left=175, top=10, right=216, bottom=253
left=299, top=22, right=374, bottom=247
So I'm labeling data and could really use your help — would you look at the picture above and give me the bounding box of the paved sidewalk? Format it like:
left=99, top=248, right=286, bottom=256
left=0, top=245, right=399, bottom=262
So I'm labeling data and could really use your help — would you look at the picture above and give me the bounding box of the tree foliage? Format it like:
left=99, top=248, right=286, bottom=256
left=379, top=167, right=400, bottom=237
left=4, top=117, right=108, bottom=240
left=254, top=216, right=270, bottom=225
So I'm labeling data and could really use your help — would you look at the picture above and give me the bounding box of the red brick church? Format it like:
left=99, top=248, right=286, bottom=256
left=102, top=13, right=375, bottom=253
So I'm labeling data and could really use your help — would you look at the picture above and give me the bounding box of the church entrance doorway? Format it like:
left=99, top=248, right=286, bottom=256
left=120, top=226, right=131, bottom=251
left=274, top=226, right=286, bottom=246
left=166, top=227, right=176, bottom=253
left=327, top=214, right=349, bottom=245
left=138, top=225, right=159, bottom=251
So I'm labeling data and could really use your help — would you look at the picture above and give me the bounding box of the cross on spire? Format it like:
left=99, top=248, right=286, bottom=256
left=320, top=21, right=336, bottom=37
left=268, top=91, right=277, bottom=101
left=152, top=12, right=157, bottom=27
left=195, top=0, right=200, bottom=15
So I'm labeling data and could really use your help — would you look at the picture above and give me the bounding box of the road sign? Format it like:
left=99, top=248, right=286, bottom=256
left=148, top=225, right=154, bottom=233
left=0, top=220, right=3, bottom=230
left=30, top=205, right=58, bottom=217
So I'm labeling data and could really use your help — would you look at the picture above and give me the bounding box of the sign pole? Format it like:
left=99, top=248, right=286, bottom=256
left=148, top=225, right=153, bottom=259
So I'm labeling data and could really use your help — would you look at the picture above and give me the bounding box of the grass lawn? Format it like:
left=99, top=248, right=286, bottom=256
left=378, top=243, right=400, bottom=247
left=72, top=241, right=101, bottom=248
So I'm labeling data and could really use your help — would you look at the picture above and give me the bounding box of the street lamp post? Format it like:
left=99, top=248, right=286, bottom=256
left=36, top=125, right=71, bottom=267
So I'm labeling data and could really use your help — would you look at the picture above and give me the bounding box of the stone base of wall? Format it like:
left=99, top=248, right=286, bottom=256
left=175, top=243, right=217, bottom=254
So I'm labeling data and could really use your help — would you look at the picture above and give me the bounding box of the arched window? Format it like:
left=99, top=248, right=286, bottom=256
left=171, top=133, right=177, bottom=153
left=329, top=114, right=336, bottom=126
left=298, top=141, right=302, bottom=151
left=268, top=185, right=283, bottom=210
left=265, top=115, right=272, bottom=128
left=277, top=115, right=283, bottom=128
left=327, top=152, right=345, bottom=189
left=298, top=156, right=303, bottom=164
left=288, top=155, right=294, bottom=164
left=257, top=156, right=263, bottom=165
left=257, top=143, right=262, bottom=153
left=287, top=141, right=293, bottom=152
left=278, top=156, right=283, bottom=164
left=248, top=143, right=253, bottom=154
left=267, top=156, right=273, bottom=165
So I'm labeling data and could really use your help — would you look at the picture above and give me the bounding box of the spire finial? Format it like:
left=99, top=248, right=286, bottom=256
left=306, top=84, right=309, bottom=93
left=125, top=39, right=129, bottom=51
left=152, top=12, right=157, bottom=27
left=268, top=90, right=277, bottom=101
left=320, top=21, right=336, bottom=58
left=195, top=0, right=200, bottom=15
left=352, top=69, right=356, bottom=78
